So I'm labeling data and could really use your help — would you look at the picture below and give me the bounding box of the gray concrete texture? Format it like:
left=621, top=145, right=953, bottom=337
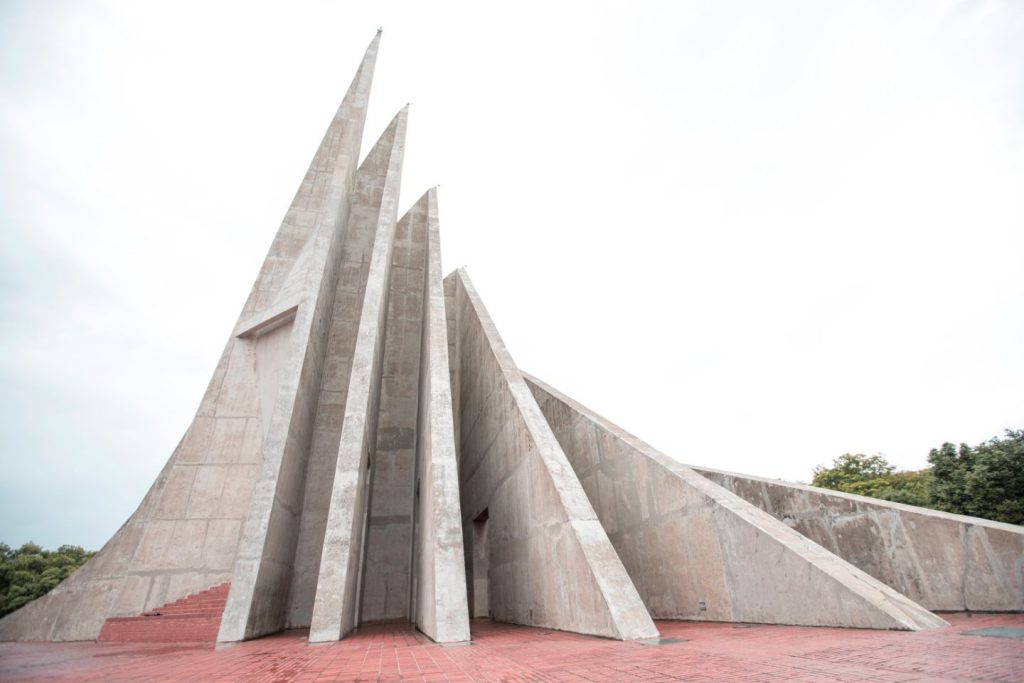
left=0, top=31, right=384, bottom=646
left=0, top=33, right=472, bottom=645
left=411, top=189, right=471, bottom=643
left=308, top=105, right=408, bottom=643
left=4, top=31, right=1022, bottom=647
left=217, top=36, right=389, bottom=646
left=692, top=466, right=1024, bottom=612
left=444, top=269, right=659, bottom=641
left=526, top=375, right=949, bottom=631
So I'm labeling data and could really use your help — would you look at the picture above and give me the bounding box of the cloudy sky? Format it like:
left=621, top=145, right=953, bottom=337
left=1, top=0, right=1022, bottom=550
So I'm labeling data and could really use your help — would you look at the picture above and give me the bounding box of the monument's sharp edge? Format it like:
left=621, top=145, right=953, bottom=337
left=411, top=190, right=471, bottom=643
left=217, top=37, right=383, bottom=643
left=308, top=107, right=408, bottom=643
left=525, top=374, right=950, bottom=631
left=691, top=465, right=1024, bottom=612
left=446, top=269, right=658, bottom=641
left=0, top=33, right=381, bottom=644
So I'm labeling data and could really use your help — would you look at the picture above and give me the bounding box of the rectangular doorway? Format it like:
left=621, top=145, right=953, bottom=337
left=472, top=509, right=489, bottom=618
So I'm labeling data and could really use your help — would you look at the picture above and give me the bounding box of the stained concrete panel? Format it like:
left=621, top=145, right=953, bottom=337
left=691, top=466, right=1024, bottom=611
left=285, top=108, right=408, bottom=630
left=526, top=375, right=948, bottom=631
left=446, top=270, right=658, bottom=641
left=359, top=189, right=428, bottom=623
left=217, top=37, right=381, bottom=643
left=309, top=107, right=408, bottom=643
left=0, top=34, right=387, bottom=645
left=410, top=189, right=471, bottom=643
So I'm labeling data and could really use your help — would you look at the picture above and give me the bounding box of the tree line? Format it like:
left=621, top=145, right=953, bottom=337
left=811, top=429, right=1023, bottom=524
left=0, top=543, right=95, bottom=618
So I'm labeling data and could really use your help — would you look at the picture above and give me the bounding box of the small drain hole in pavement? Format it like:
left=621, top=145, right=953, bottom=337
left=962, top=627, right=1024, bottom=639
left=639, top=637, right=687, bottom=646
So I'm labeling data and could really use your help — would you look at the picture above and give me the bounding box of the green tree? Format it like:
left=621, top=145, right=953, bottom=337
left=811, top=430, right=1023, bottom=525
left=928, top=430, right=1024, bottom=524
left=812, top=453, right=932, bottom=506
left=840, top=469, right=933, bottom=507
left=0, top=542, right=95, bottom=618
left=812, top=453, right=895, bottom=489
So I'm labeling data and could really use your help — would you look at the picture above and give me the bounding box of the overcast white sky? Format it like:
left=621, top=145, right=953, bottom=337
left=1, top=0, right=1022, bottom=550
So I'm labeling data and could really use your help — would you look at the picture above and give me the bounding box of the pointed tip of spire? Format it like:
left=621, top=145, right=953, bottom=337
left=377, top=26, right=383, bottom=33
left=408, top=187, right=433, bottom=208
left=344, top=29, right=381, bottom=97
left=364, top=28, right=382, bottom=56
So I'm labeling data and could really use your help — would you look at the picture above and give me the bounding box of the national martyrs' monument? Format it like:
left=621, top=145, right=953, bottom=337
left=2, top=32, right=1021, bottom=646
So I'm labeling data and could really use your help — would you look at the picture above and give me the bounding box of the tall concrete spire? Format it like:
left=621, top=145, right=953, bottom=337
left=0, top=33, right=389, bottom=644
left=240, top=30, right=380, bottom=324
left=216, top=34, right=388, bottom=644
left=443, top=268, right=659, bottom=641
left=307, top=106, right=409, bottom=643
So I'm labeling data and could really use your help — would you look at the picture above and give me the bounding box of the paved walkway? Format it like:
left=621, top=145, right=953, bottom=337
left=1, top=613, right=1022, bottom=682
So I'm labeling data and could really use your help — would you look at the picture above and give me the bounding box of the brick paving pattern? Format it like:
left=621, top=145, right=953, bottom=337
left=1, top=613, right=1021, bottom=682
left=97, top=582, right=229, bottom=644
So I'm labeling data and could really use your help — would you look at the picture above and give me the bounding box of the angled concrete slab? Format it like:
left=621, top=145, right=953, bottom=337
left=445, top=270, right=658, bottom=641
left=218, top=102, right=407, bottom=644
left=280, top=108, right=409, bottom=633
left=691, top=466, right=1024, bottom=612
left=307, top=107, right=409, bottom=643
left=410, top=189, right=471, bottom=643
left=526, top=374, right=948, bottom=631
left=0, top=33, right=382, bottom=644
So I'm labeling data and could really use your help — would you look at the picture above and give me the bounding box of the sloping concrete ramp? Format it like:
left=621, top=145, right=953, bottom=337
left=445, top=269, right=658, bottom=640
left=526, top=375, right=948, bottom=631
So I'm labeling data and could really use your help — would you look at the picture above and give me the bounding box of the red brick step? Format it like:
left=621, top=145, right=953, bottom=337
left=98, top=582, right=230, bottom=643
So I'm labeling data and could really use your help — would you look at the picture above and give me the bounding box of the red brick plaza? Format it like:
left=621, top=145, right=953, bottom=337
left=2, top=613, right=1022, bottom=682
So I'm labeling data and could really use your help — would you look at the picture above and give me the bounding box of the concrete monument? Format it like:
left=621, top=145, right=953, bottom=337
left=1, top=33, right=1021, bottom=645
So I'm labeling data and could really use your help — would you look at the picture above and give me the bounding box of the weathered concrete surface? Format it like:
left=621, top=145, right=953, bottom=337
left=0, top=34, right=382, bottom=644
left=526, top=375, right=949, bottom=631
left=280, top=108, right=408, bottom=632
left=692, top=466, right=1024, bottom=612
left=308, top=107, right=408, bottom=644
left=7, top=31, right=1007, bottom=649
left=359, top=181, right=428, bottom=624
left=217, top=57, right=392, bottom=646
left=446, top=270, right=658, bottom=641
left=410, top=190, right=471, bottom=643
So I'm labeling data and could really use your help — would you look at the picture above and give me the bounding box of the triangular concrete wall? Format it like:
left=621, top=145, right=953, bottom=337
left=0, top=33, right=382, bottom=644
left=445, top=270, right=659, bottom=640
left=691, top=466, right=1024, bottom=612
left=526, top=375, right=948, bottom=631
left=0, top=33, right=473, bottom=647
left=221, top=104, right=409, bottom=643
